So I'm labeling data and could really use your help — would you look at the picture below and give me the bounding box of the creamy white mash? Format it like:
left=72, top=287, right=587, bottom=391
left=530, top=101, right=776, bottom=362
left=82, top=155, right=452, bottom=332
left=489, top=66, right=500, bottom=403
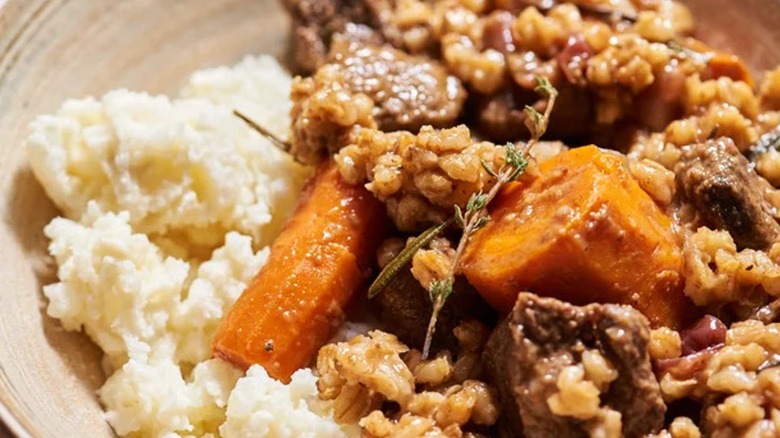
left=29, top=56, right=357, bottom=438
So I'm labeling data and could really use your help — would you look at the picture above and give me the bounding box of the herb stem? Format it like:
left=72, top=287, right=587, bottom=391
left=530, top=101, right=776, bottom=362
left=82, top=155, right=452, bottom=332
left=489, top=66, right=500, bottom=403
left=233, top=110, right=292, bottom=153
left=421, top=78, right=558, bottom=359
left=421, top=171, right=508, bottom=358
left=523, top=86, right=558, bottom=155
left=422, top=304, right=441, bottom=359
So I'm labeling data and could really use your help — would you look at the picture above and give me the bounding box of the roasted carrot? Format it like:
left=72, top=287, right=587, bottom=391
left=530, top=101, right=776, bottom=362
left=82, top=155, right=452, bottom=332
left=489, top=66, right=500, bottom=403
left=461, top=146, right=696, bottom=329
left=707, top=51, right=754, bottom=87
left=683, top=38, right=754, bottom=86
left=212, top=160, right=389, bottom=382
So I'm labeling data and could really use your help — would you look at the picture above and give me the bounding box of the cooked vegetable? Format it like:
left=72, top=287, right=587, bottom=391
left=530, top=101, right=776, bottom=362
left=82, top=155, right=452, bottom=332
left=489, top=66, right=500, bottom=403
left=680, top=38, right=754, bottom=86
left=707, top=50, right=754, bottom=86
left=212, top=160, right=389, bottom=381
left=461, top=146, right=694, bottom=328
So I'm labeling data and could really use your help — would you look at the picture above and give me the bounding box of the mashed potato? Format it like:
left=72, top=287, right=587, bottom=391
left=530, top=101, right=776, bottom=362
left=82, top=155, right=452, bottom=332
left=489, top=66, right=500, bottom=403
left=44, top=204, right=269, bottom=371
left=181, top=56, right=293, bottom=142
left=30, top=56, right=357, bottom=437
left=221, top=366, right=359, bottom=438
left=28, top=70, right=310, bottom=255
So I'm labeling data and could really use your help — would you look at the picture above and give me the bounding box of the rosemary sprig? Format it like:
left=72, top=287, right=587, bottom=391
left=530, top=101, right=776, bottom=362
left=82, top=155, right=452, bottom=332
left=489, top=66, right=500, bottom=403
left=665, top=40, right=714, bottom=66
left=421, top=76, right=558, bottom=358
left=233, top=110, right=292, bottom=153
left=367, top=218, right=455, bottom=299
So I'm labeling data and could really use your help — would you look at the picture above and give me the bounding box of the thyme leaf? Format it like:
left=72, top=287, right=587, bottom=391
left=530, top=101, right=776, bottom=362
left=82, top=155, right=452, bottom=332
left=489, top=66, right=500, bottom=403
left=428, top=278, right=454, bottom=303
left=524, top=105, right=543, bottom=137
left=466, top=192, right=488, bottom=212
left=367, top=217, right=454, bottom=299
left=422, top=277, right=455, bottom=358
left=454, top=205, right=465, bottom=228
left=473, top=215, right=491, bottom=231
left=505, top=143, right=529, bottom=181
left=534, top=75, right=555, bottom=98
left=481, top=158, right=499, bottom=178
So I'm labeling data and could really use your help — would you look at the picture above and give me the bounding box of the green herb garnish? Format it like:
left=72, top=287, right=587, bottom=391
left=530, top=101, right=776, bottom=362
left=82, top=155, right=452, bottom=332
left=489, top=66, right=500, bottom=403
left=367, top=218, right=454, bottom=299
left=419, top=77, right=559, bottom=358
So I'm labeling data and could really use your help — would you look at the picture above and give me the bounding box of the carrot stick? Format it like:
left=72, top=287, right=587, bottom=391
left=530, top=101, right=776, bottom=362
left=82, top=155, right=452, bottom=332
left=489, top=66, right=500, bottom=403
left=212, top=160, right=389, bottom=382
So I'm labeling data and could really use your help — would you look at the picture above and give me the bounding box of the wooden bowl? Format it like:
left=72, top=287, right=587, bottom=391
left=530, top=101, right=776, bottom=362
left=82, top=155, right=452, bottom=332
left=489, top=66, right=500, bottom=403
left=0, top=0, right=779, bottom=436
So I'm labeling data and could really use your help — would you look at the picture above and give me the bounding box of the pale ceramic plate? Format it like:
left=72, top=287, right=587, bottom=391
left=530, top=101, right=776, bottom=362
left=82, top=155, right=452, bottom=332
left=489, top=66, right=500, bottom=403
left=0, top=0, right=779, bottom=437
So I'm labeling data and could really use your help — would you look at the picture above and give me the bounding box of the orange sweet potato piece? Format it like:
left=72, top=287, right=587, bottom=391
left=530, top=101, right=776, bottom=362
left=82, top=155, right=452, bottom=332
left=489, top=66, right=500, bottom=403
left=212, top=160, right=389, bottom=381
left=461, top=146, right=695, bottom=328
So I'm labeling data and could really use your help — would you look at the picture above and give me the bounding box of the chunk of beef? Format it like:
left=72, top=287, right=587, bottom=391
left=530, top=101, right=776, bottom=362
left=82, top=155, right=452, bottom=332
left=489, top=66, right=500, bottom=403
left=470, top=88, right=528, bottom=142
left=469, top=83, right=594, bottom=144
left=374, top=270, right=495, bottom=352
left=329, top=37, right=466, bottom=132
left=279, top=0, right=399, bottom=74
left=290, top=39, right=467, bottom=164
left=483, top=293, right=665, bottom=438
left=471, top=33, right=594, bottom=144
left=676, top=138, right=780, bottom=250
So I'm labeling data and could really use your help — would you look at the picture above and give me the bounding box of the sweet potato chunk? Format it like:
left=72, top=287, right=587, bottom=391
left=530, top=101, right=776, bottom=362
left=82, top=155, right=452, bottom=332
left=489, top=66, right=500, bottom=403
left=462, top=146, right=694, bottom=328
left=212, top=160, right=389, bottom=381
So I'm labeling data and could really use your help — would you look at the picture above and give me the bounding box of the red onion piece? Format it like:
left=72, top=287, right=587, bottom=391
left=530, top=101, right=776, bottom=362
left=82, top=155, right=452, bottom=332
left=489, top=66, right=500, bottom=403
left=680, top=315, right=727, bottom=356
left=482, top=11, right=516, bottom=54
left=556, top=35, right=592, bottom=85
left=654, top=345, right=722, bottom=380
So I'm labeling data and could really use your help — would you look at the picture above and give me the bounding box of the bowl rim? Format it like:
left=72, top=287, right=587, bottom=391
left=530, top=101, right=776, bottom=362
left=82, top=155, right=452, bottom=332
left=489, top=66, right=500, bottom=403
left=4, top=0, right=780, bottom=436
left=1, top=0, right=61, bottom=434
left=0, top=402, right=31, bottom=438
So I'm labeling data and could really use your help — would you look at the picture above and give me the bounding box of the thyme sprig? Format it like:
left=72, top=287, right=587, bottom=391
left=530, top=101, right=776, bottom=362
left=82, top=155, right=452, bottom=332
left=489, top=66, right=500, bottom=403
left=364, top=77, right=558, bottom=358
left=421, top=76, right=558, bottom=358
